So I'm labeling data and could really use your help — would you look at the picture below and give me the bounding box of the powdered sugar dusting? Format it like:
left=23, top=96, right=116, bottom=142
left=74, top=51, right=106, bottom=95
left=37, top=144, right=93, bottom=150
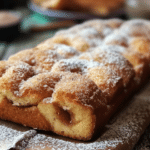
left=35, top=50, right=63, bottom=63
left=119, top=19, right=150, bottom=39
left=133, top=125, right=150, bottom=150
left=4, top=62, right=34, bottom=81
left=53, top=26, right=103, bottom=50
left=53, top=44, right=80, bottom=58
left=0, top=120, right=36, bottom=150
left=104, top=31, right=129, bottom=47
left=34, top=50, right=64, bottom=72
left=25, top=132, right=121, bottom=150
left=92, top=45, right=128, bottom=67
left=51, top=58, right=101, bottom=74
left=43, top=97, right=53, bottom=103
left=82, top=19, right=113, bottom=37
left=25, top=92, right=150, bottom=150
left=78, top=27, right=101, bottom=38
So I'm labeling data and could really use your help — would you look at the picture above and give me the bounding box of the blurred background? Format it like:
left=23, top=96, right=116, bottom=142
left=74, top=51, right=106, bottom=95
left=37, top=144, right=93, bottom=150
left=0, top=0, right=150, bottom=45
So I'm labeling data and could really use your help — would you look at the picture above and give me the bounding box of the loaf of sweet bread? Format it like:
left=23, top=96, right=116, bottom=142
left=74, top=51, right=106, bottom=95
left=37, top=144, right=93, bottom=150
left=0, top=19, right=150, bottom=141
left=32, top=0, right=125, bottom=16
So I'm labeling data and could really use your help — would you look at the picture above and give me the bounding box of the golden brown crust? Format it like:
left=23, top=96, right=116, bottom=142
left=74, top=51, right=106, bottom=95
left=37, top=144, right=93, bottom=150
left=38, top=73, right=108, bottom=140
left=0, top=98, right=51, bottom=131
left=0, top=19, right=150, bottom=142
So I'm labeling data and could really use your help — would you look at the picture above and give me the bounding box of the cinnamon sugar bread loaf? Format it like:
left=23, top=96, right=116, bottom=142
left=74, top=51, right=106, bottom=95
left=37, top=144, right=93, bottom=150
left=0, top=19, right=150, bottom=141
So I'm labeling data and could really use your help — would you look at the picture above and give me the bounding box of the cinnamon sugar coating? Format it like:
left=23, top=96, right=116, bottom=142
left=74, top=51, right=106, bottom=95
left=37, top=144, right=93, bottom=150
left=0, top=19, right=150, bottom=141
